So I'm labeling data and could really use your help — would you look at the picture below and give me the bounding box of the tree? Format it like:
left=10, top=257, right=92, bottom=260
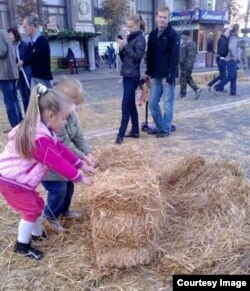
left=102, top=0, right=130, bottom=40
left=224, top=0, right=245, bottom=25
left=15, top=0, right=45, bottom=27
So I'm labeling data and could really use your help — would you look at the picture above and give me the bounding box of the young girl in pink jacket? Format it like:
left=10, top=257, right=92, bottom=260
left=0, top=84, right=94, bottom=260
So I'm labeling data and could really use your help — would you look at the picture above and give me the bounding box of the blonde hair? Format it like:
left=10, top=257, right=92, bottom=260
left=15, top=85, right=70, bottom=159
left=127, top=15, right=141, bottom=27
left=55, top=77, right=84, bottom=104
left=156, top=6, right=170, bottom=16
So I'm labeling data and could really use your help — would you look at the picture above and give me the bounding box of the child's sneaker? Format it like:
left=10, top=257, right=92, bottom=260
left=14, top=241, right=44, bottom=260
left=64, top=209, right=81, bottom=218
left=46, top=218, right=65, bottom=233
left=31, top=230, right=48, bottom=242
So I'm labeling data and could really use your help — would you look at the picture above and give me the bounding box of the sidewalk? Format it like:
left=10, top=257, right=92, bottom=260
left=53, top=63, right=250, bottom=84
left=53, top=64, right=121, bottom=83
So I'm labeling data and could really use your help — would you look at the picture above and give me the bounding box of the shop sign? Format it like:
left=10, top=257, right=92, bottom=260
left=173, top=24, right=200, bottom=31
left=199, top=10, right=228, bottom=23
left=171, top=9, right=228, bottom=24
left=46, top=22, right=59, bottom=35
left=171, top=11, right=194, bottom=23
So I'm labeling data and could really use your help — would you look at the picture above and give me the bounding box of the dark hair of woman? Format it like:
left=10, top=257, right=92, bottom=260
left=7, top=27, right=21, bottom=42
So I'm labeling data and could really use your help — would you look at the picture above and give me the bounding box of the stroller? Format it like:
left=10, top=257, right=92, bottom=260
left=138, top=78, right=176, bottom=134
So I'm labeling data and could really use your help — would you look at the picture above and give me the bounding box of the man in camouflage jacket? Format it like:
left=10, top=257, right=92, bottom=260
left=179, top=30, right=202, bottom=100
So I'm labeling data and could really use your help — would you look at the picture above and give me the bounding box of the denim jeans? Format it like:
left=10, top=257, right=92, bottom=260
left=208, top=59, right=227, bottom=87
left=149, top=78, right=175, bottom=133
left=31, top=78, right=53, bottom=89
left=215, top=60, right=237, bottom=95
left=108, top=57, right=116, bottom=68
left=118, top=77, right=140, bottom=138
left=42, top=181, right=74, bottom=219
left=0, top=80, right=23, bottom=128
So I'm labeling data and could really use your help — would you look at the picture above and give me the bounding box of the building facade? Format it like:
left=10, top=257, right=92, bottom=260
left=0, top=0, right=97, bottom=70
left=1, top=0, right=228, bottom=69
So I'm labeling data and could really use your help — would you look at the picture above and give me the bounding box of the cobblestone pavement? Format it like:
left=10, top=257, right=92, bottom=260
left=81, top=80, right=250, bottom=177
left=0, top=76, right=250, bottom=177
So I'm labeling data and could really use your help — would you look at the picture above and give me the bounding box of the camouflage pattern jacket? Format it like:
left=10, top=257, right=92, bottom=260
left=179, top=40, right=197, bottom=71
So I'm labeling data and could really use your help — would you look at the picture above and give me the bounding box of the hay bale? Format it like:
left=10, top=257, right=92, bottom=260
left=157, top=156, right=250, bottom=275
left=91, top=210, right=160, bottom=248
left=160, top=156, right=206, bottom=189
left=97, top=144, right=148, bottom=171
left=89, top=145, right=164, bottom=269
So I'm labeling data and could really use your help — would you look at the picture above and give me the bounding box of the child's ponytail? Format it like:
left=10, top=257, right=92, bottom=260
left=139, top=15, right=146, bottom=32
left=15, top=84, right=71, bottom=159
left=15, top=85, right=43, bottom=159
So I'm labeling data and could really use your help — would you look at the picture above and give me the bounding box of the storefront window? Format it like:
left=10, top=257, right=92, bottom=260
left=95, top=0, right=105, bottom=8
left=43, top=6, right=66, bottom=30
left=136, top=0, right=152, bottom=12
left=0, top=3, right=10, bottom=29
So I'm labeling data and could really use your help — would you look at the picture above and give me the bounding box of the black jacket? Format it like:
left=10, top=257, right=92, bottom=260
left=24, top=35, right=53, bottom=80
left=217, top=35, right=229, bottom=58
left=146, top=23, right=180, bottom=82
left=120, top=30, right=146, bottom=78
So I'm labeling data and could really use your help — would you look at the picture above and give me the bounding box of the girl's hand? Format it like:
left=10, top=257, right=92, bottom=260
left=87, top=153, right=98, bottom=167
left=82, top=155, right=93, bottom=166
left=82, top=163, right=95, bottom=175
left=82, top=175, right=94, bottom=186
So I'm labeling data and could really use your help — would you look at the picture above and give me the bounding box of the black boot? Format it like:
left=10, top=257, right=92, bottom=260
left=14, top=241, right=44, bottom=260
left=31, top=230, right=48, bottom=242
left=115, top=135, right=123, bottom=144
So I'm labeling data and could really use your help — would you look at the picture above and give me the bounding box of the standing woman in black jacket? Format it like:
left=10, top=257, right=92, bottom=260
left=207, top=28, right=230, bottom=91
left=115, top=15, right=146, bottom=144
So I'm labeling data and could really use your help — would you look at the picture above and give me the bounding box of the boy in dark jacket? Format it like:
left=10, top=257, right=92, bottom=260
left=146, top=6, right=180, bottom=137
left=207, top=28, right=229, bottom=91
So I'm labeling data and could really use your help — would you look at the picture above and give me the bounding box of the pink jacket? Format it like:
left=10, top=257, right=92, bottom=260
left=0, top=121, right=83, bottom=190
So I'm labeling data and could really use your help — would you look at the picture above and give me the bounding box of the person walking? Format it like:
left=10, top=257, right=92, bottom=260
left=115, top=15, right=146, bottom=144
left=213, top=24, right=241, bottom=96
left=18, top=15, right=53, bottom=88
left=206, top=32, right=214, bottom=68
left=8, top=27, right=32, bottom=112
left=146, top=6, right=180, bottom=138
left=108, top=43, right=116, bottom=69
left=0, top=28, right=22, bottom=131
left=207, top=28, right=230, bottom=92
left=66, top=48, right=78, bottom=74
left=179, top=30, right=202, bottom=100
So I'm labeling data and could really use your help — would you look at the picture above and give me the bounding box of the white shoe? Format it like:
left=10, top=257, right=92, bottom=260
left=46, top=218, right=65, bottom=233
left=64, top=209, right=81, bottom=218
